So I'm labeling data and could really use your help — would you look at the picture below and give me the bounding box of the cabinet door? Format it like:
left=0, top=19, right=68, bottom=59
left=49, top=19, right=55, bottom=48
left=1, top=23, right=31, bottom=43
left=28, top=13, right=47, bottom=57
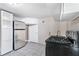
left=1, top=11, right=13, bottom=55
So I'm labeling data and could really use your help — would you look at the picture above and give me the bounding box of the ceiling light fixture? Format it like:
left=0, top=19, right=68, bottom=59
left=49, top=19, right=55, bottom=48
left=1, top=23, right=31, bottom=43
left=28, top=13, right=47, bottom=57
left=8, top=3, right=17, bottom=6
left=8, top=3, right=23, bottom=7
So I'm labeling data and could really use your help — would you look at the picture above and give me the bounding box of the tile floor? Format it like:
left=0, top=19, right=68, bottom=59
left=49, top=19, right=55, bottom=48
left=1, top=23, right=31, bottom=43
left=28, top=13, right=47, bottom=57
left=4, top=42, right=45, bottom=56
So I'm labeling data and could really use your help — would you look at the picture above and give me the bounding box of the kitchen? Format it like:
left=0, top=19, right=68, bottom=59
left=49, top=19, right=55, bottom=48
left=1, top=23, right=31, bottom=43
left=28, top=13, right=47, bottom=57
left=0, top=3, right=79, bottom=56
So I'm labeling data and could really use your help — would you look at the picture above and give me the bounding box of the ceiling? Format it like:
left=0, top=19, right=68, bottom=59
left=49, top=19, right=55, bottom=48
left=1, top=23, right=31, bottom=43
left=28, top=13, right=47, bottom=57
left=0, top=3, right=61, bottom=20
left=61, top=3, right=79, bottom=21
left=0, top=3, right=79, bottom=21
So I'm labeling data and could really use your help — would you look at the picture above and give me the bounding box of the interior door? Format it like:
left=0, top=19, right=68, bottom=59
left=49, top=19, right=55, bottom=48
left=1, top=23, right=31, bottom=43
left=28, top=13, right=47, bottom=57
left=1, top=11, right=13, bottom=55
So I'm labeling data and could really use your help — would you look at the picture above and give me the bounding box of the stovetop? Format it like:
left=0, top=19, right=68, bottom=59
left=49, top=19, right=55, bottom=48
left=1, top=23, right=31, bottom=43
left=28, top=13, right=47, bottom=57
left=46, top=36, right=72, bottom=45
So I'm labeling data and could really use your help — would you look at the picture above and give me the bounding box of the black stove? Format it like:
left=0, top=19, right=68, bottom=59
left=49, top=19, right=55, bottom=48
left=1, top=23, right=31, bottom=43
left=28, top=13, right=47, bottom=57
left=45, top=36, right=79, bottom=56
left=46, top=36, right=72, bottom=46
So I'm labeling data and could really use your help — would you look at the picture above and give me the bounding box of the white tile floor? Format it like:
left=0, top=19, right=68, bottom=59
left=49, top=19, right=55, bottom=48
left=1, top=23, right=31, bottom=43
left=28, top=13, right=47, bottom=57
left=4, top=42, right=45, bottom=56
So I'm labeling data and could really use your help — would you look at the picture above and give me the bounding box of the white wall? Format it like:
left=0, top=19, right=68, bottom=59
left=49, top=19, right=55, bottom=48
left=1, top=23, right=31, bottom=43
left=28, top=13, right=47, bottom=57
left=59, top=21, right=68, bottom=36
left=68, top=18, right=79, bottom=31
left=38, top=17, right=57, bottom=44
left=57, top=20, right=72, bottom=36
left=58, top=19, right=79, bottom=36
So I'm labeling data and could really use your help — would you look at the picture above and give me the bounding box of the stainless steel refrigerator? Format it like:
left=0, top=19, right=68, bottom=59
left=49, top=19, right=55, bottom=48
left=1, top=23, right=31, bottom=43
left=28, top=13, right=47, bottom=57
left=13, top=21, right=28, bottom=50
left=66, top=31, right=79, bottom=48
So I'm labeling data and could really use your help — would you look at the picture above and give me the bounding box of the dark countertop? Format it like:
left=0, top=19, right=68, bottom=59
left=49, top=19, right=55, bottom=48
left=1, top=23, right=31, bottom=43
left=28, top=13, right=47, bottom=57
left=45, top=36, right=72, bottom=46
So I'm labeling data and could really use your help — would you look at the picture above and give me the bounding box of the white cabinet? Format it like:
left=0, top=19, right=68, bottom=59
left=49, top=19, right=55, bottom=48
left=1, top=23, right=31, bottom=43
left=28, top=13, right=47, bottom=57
left=0, top=10, right=13, bottom=55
